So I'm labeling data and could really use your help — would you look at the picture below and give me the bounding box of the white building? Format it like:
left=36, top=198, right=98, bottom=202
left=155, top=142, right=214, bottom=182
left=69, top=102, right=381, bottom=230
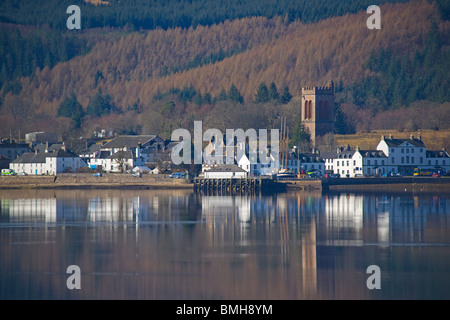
left=425, top=150, right=450, bottom=171
left=237, top=153, right=279, bottom=177
left=10, top=149, right=87, bottom=175
left=204, top=164, right=248, bottom=179
left=321, top=135, right=449, bottom=177
left=353, top=148, right=388, bottom=177
left=330, top=146, right=355, bottom=177
left=89, top=150, right=145, bottom=173
left=101, top=135, right=164, bottom=161
left=376, top=134, right=427, bottom=175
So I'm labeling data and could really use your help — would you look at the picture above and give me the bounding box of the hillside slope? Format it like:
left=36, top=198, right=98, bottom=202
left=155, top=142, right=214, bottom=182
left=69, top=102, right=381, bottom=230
left=0, top=0, right=448, bottom=139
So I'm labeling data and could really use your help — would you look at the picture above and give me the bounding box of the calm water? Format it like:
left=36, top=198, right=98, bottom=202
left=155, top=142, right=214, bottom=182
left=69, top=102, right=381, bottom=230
left=0, top=188, right=449, bottom=300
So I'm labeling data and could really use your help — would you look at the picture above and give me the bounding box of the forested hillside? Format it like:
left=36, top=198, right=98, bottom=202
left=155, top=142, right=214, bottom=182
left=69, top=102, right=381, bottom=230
left=0, top=0, right=449, bottom=143
left=0, top=0, right=413, bottom=30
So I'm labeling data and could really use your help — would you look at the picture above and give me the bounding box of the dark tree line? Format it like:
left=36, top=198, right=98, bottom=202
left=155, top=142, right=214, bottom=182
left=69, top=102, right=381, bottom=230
left=344, top=21, right=449, bottom=111
left=0, top=26, right=88, bottom=93
left=0, top=0, right=419, bottom=31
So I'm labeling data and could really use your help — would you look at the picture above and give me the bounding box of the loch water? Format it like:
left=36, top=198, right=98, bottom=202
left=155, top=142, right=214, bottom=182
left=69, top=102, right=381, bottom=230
left=1, top=188, right=449, bottom=300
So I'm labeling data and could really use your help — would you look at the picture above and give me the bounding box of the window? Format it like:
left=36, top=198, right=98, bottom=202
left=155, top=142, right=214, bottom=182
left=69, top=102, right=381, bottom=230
left=346, top=161, right=349, bottom=166
left=420, top=157, right=423, bottom=164
left=401, top=149, right=404, bottom=153
left=382, top=160, right=384, bottom=165
left=428, top=160, right=431, bottom=165
left=401, top=157, right=404, bottom=164
left=391, top=149, right=394, bottom=153
left=391, top=157, right=394, bottom=164
left=375, top=160, right=378, bottom=166
left=353, top=160, right=356, bottom=165
left=367, top=160, right=370, bottom=165
left=406, top=149, right=409, bottom=153
left=406, top=156, right=409, bottom=164
left=411, top=157, right=414, bottom=163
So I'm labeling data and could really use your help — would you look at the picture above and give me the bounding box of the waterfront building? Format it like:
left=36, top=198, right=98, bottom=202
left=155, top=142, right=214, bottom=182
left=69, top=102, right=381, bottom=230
left=10, top=148, right=87, bottom=175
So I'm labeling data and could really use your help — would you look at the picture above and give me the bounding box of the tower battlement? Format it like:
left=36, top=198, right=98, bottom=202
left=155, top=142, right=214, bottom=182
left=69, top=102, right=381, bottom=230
left=300, top=80, right=335, bottom=146
left=302, top=80, right=334, bottom=95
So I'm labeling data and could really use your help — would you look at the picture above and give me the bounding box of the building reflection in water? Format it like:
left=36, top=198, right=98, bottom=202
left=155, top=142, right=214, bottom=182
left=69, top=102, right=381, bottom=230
left=0, top=189, right=449, bottom=299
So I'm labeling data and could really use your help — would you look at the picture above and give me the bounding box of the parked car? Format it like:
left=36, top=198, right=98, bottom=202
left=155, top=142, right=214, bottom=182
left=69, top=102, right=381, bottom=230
left=132, top=172, right=142, bottom=177
left=93, top=172, right=102, bottom=177
left=432, top=172, right=441, bottom=178
left=17, top=172, right=27, bottom=176
left=1, top=169, right=15, bottom=176
left=170, top=172, right=186, bottom=179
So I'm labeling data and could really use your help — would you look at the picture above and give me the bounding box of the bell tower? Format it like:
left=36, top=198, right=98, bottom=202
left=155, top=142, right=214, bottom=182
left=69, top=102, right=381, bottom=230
left=301, top=80, right=335, bottom=146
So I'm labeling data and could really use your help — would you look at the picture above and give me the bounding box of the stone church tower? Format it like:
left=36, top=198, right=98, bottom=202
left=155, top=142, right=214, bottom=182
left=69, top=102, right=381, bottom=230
left=301, top=80, right=335, bottom=146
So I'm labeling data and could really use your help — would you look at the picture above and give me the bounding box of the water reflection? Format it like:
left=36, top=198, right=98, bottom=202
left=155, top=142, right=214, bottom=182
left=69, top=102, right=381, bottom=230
left=0, top=189, right=449, bottom=299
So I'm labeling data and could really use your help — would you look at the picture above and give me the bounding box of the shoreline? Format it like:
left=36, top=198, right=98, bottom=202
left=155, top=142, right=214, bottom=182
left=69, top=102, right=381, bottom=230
left=1, top=174, right=450, bottom=194
left=0, top=173, right=193, bottom=190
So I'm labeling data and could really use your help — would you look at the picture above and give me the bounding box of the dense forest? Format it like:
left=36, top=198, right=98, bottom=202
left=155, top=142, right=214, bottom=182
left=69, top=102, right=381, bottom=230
left=0, top=0, right=415, bottom=30
left=0, top=0, right=449, bottom=147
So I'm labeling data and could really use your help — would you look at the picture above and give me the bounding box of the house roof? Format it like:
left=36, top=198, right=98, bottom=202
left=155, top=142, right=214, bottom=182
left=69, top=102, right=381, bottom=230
left=0, top=142, right=30, bottom=149
left=0, top=154, right=11, bottom=161
left=382, top=137, right=425, bottom=148
left=336, top=150, right=355, bottom=159
left=206, top=164, right=247, bottom=173
left=11, top=149, right=80, bottom=164
left=426, top=150, right=450, bottom=158
left=11, top=152, right=47, bottom=164
left=320, top=151, right=338, bottom=160
left=79, top=143, right=101, bottom=155
left=108, top=150, right=136, bottom=160
left=95, top=151, right=111, bottom=159
left=358, top=150, right=387, bottom=158
left=34, top=143, right=64, bottom=153
left=102, top=135, right=160, bottom=149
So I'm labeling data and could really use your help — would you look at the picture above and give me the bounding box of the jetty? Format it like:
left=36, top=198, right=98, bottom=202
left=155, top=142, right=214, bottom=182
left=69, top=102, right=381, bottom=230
left=193, top=177, right=286, bottom=194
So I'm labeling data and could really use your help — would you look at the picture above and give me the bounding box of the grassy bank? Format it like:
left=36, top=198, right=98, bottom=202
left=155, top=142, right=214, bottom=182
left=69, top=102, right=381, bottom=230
left=335, top=129, right=450, bottom=150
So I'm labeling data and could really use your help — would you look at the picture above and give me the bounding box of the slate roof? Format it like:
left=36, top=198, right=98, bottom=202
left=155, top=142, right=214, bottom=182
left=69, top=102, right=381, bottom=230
left=206, top=164, right=247, bottom=173
left=11, top=149, right=80, bottom=164
left=426, top=150, right=450, bottom=158
left=34, top=143, right=64, bottom=153
left=320, top=151, right=339, bottom=160
left=11, top=152, right=47, bottom=164
left=108, top=150, right=136, bottom=160
left=382, top=137, right=425, bottom=148
left=102, top=135, right=159, bottom=149
left=358, top=150, right=387, bottom=158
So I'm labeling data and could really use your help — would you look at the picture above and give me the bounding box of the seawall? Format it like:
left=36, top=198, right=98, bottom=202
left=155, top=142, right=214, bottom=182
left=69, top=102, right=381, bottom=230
left=0, top=173, right=193, bottom=190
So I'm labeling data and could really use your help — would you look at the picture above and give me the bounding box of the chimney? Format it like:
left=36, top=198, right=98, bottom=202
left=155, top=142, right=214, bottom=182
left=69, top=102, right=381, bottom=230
left=418, top=135, right=422, bottom=141
left=389, top=134, right=393, bottom=139
left=45, top=141, right=49, bottom=153
left=356, top=146, right=360, bottom=152
left=381, top=135, right=385, bottom=141
left=62, top=141, right=66, bottom=151
left=136, top=142, right=141, bottom=158
left=410, top=134, right=414, bottom=140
